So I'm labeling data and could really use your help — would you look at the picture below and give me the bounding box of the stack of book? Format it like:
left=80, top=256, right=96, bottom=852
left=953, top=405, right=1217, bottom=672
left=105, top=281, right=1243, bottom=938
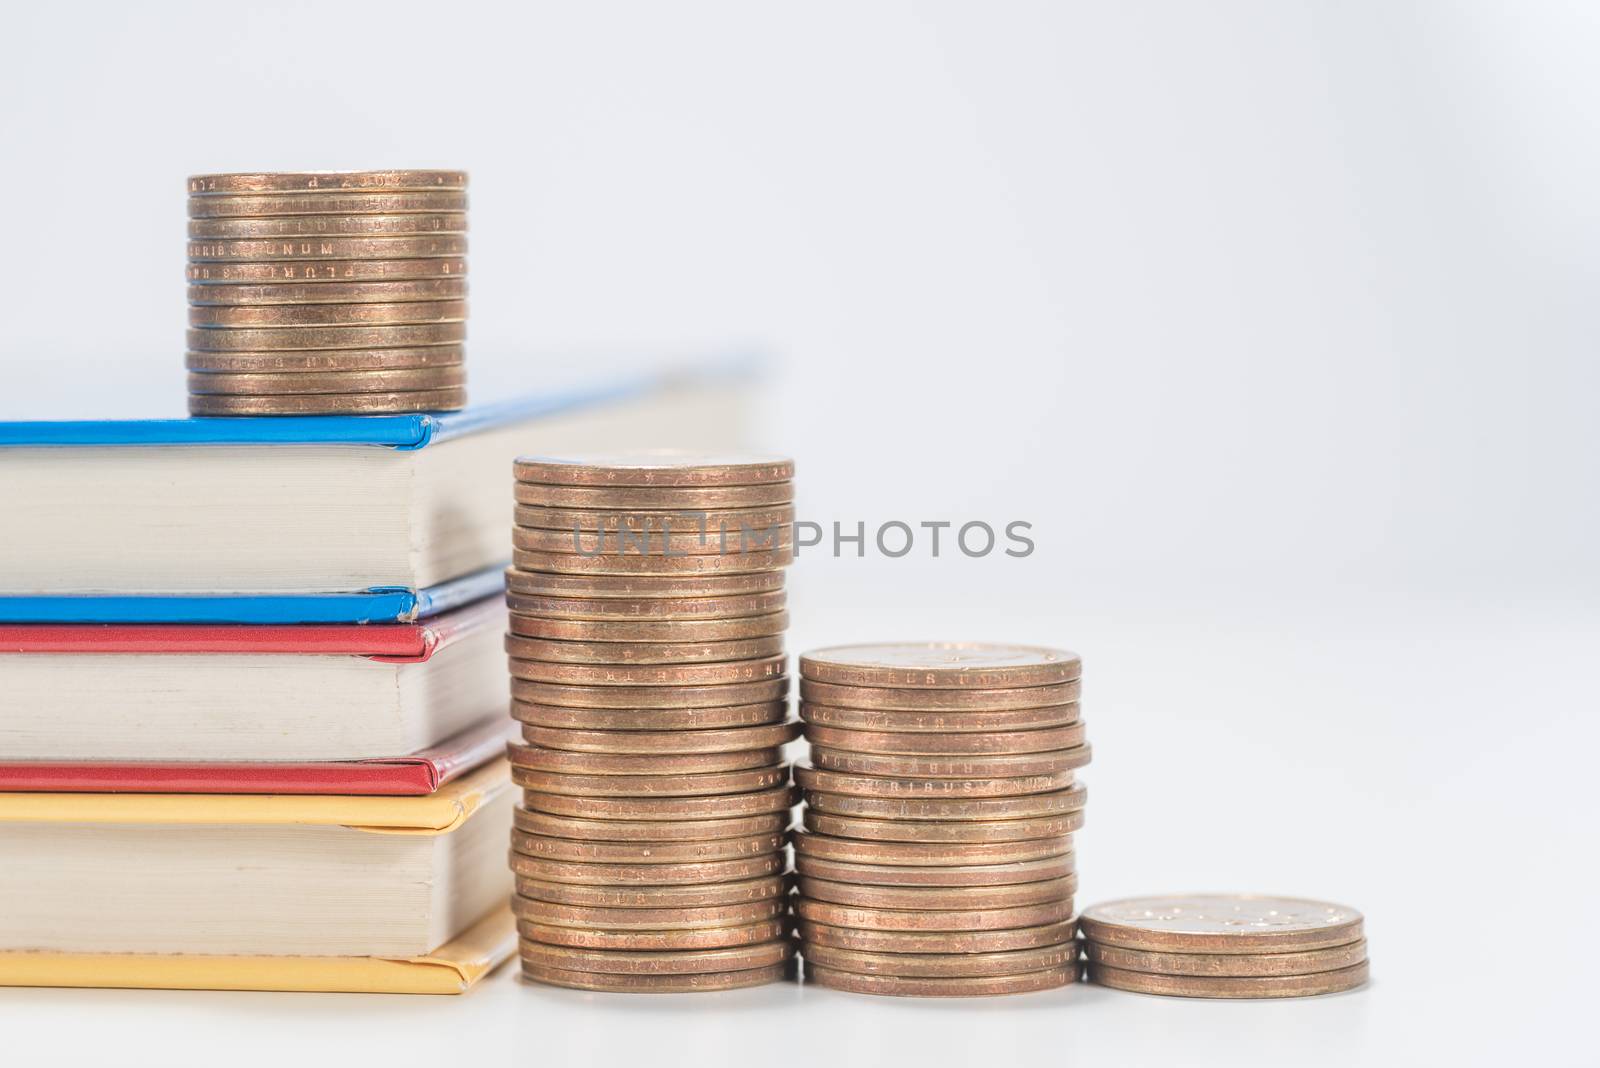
left=0, top=375, right=739, bottom=993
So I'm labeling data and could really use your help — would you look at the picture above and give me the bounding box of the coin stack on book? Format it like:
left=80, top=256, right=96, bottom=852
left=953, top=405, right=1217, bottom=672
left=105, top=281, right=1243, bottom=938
left=792, top=642, right=1089, bottom=997
left=503, top=452, right=801, bottom=992
left=185, top=170, right=469, bottom=416
left=1080, top=894, right=1370, bottom=998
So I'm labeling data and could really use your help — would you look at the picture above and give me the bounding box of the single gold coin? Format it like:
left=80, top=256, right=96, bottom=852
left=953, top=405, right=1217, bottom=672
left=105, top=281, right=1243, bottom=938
left=512, top=546, right=792, bottom=576
left=802, top=724, right=1088, bottom=757
left=801, top=941, right=1078, bottom=979
left=511, top=895, right=785, bottom=930
left=188, top=213, right=467, bottom=239
left=187, top=388, right=465, bottom=416
left=508, top=851, right=786, bottom=887
left=188, top=299, right=467, bottom=328
left=186, top=322, right=466, bottom=352
left=514, top=451, right=794, bottom=487
left=513, top=806, right=787, bottom=843
left=515, top=503, right=795, bottom=533
left=518, top=918, right=789, bottom=952
left=188, top=171, right=468, bottom=196
left=804, top=962, right=1076, bottom=998
left=510, top=763, right=789, bottom=798
left=517, top=938, right=793, bottom=976
left=505, top=567, right=785, bottom=599
left=186, top=366, right=464, bottom=395
left=511, top=525, right=792, bottom=557
left=795, top=897, right=1074, bottom=932
left=807, top=746, right=1089, bottom=780
left=186, top=257, right=466, bottom=284
left=792, top=832, right=1072, bottom=868
left=185, top=345, right=463, bottom=373
left=187, top=277, right=467, bottom=306
left=519, top=960, right=789, bottom=992
left=514, top=482, right=793, bottom=510
left=797, top=874, right=1077, bottom=911
left=798, top=679, right=1079, bottom=712
left=510, top=829, right=785, bottom=864
left=187, top=235, right=467, bottom=261
left=797, top=919, right=1076, bottom=955
left=187, top=190, right=468, bottom=218
left=1082, top=938, right=1369, bottom=978
left=511, top=699, right=789, bottom=732
left=799, top=701, right=1080, bottom=734
left=1087, top=960, right=1370, bottom=999
left=794, top=763, right=1075, bottom=799
left=505, top=635, right=785, bottom=666
left=508, top=677, right=788, bottom=710
left=520, top=784, right=800, bottom=821
left=802, top=809, right=1085, bottom=844
left=794, top=854, right=1074, bottom=889
left=507, top=653, right=787, bottom=687
left=1079, top=895, right=1365, bottom=954
left=506, top=742, right=780, bottom=775
left=508, top=611, right=789, bottom=643
left=515, top=720, right=801, bottom=754
left=504, top=589, right=786, bottom=622
left=802, top=783, right=1087, bottom=822
left=515, top=873, right=788, bottom=910
left=800, top=643, right=1081, bottom=689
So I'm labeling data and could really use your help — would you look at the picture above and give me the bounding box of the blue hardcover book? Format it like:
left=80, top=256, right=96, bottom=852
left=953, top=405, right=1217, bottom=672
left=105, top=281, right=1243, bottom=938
left=0, top=362, right=753, bottom=623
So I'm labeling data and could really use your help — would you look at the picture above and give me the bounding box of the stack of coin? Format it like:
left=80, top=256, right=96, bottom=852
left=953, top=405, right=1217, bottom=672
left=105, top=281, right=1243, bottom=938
left=505, top=452, right=800, bottom=992
left=185, top=170, right=468, bottom=415
left=1080, top=894, right=1369, bottom=998
left=793, top=643, right=1088, bottom=997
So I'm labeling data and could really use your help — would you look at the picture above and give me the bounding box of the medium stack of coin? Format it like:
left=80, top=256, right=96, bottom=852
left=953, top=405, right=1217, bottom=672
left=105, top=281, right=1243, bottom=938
left=506, top=451, right=799, bottom=992
left=793, top=642, right=1088, bottom=997
left=185, top=170, right=468, bottom=415
left=1080, top=894, right=1369, bottom=998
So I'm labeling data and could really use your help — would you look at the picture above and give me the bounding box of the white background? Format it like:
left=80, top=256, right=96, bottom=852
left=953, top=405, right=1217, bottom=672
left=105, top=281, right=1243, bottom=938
left=2, top=2, right=1597, bottom=1065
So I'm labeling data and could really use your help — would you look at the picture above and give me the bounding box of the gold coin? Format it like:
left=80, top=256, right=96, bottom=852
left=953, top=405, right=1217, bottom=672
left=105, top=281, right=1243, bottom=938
left=505, top=590, right=786, bottom=622
left=515, top=874, right=788, bottom=909
left=803, top=962, right=1076, bottom=998
left=188, top=171, right=467, bottom=195
left=519, top=960, right=790, bottom=992
left=514, top=452, right=794, bottom=487
left=515, top=504, right=795, bottom=533
left=799, top=701, right=1079, bottom=733
left=512, top=896, right=785, bottom=930
left=795, top=898, right=1074, bottom=932
left=801, top=941, right=1077, bottom=979
left=505, top=567, right=785, bottom=599
left=188, top=299, right=467, bottom=328
left=799, top=679, right=1080, bottom=712
left=516, top=720, right=801, bottom=754
left=1079, top=895, right=1365, bottom=954
left=517, top=938, right=793, bottom=976
left=506, top=653, right=787, bottom=687
left=794, top=854, right=1074, bottom=889
left=797, top=874, right=1076, bottom=911
left=186, top=257, right=466, bottom=284
left=802, top=724, right=1088, bottom=757
left=802, top=809, right=1085, bottom=844
left=792, top=832, right=1072, bottom=868
left=508, top=677, right=788, bottom=710
left=794, top=763, right=1075, bottom=799
left=187, top=278, right=468, bottom=306
left=186, top=346, right=464, bottom=373
left=797, top=919, right=1076, bottom=955
left=506, top=635, right=785, bottom=666
left=1082, top=938, right=1368, bottom=978
left=506, top=742, right=781, bottom=775
left=1087, top=960, right=1370, bottom=999
left=187, top=388, right=465, bottom=416
left=518, top=918, right=789, bottom=952
left=187, top=190, right=468, bottom=218
left=186, top=322, right=465, bottom=351
left=511, top=525, right=792, bottom=557
left=510, top=763, right=789, bottom=798
left=187, top=235, right=467, bottom=261
left=800, top=643, right=1081, bottom=689
left=187, top=367, right=465, bottom=395
left=802, top=784, right=1087, bottom=822
left=508, top=851, right=786, bottom=886
left=508, top=611, right=789, bottom=643
left=188, top=213, right=467, bottom=239
left=514, top=482, right=794, bottom=510
left=511, top=699, right=789, bottom=732
left=808, top=746, right=1089, bottom=780
left=510, top=829, right=785, bottom=864
left=513, top=806, right=787, bottom=843
left=521, top=784, right=799, bottom=821
left=511, top=547, right=792, bottom=576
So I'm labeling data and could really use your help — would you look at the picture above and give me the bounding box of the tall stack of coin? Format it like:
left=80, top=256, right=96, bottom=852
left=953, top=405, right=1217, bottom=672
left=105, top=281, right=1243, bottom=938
left=505, top=452, right=800, bottom=992
left=1080, top=894, right=1369, bottom=998
left=185, top=170, right=468, bottom=416
left=793, top=643, right=1088, bottom=997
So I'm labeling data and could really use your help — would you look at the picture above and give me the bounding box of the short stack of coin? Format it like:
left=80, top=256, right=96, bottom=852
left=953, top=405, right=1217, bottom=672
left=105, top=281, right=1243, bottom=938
left=505, top=452, right=800, bottom=992
left=793, top=642, right=1088, bottom=997
left=185, top=170, right=468, bottom=415
left=1080, top=894, right=1369, bottom=998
